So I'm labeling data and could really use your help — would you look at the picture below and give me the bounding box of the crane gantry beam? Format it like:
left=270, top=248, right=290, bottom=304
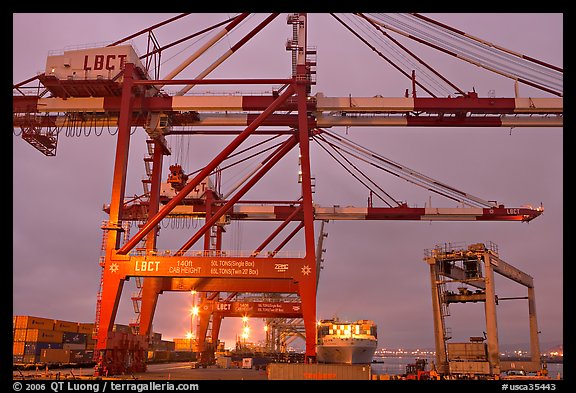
left=13, top=93, right=563, bottom=129
left=109, top=202, right=543, bottom=223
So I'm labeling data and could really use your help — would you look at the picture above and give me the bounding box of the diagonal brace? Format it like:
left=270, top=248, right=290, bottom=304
left=176, top=134, right=299, bottom=255
left=117, top=84, right=296, bottom=255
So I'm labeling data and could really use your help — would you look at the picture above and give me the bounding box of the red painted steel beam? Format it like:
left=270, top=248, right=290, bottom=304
left=116, top=84, right=296, bottom=255
left=413, top=97, right=515, bottom=113
left=107, top=13, right=190, bottom=47
left=134, top=78, right=293, bottom=86
left=96, top=63, right=136, bottom=351
left=211, top=315, right=223, bottom=345
left=138, top=139, right=165, bottom=339
left=167, top=129, right=296, bottom=135
left=252, top=206, right=304, bottom=256
left=12, top=96, right=40, bottom=113
left=203, top=191, right=214, bottom=251
left=112, top=202, right=543, bottom=222
left=271, top=221, right=305, bottom=256
left=178, top=13, right=281, bottom=95
left=13, top=111, right=562, bottom=130
left=142, top=16, right=238, bottom=59
left=164, top=277, right=300, bottom=293
left=160, top=14, right=251, bottom=83
left=175, top=135, right=299, bottom=255
left=294, top=58, right=318, bottom=361
left=365, top=206, right=543, bottom=222
left=197, top=301, right=211, bottom=353
left=14, top=95, right=562, bottom=115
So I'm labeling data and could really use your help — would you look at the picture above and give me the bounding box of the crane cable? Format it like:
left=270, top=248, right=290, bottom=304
left=314, top=129, right=496, bottom=208
left=339, top=13, right=457, bottom=97
left=364, top=13, right=562, bottom=96
left=184, top=134, right=286, bottom=196
left=313, top=133, right=400, bottom=207
left=331, top=13, right=441, bottom=97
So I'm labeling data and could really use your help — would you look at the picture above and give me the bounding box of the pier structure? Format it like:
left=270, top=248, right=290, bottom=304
left=424, top=241, right=543, bottom=378
left=13, top=13, right=561, bottom=376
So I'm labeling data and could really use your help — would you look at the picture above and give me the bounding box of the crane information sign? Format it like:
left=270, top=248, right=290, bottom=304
left=207, top=301, right=302, bottom=317
left=108, top=255, right=312, bottom=280
left=45, top=45, right=146, bottom=81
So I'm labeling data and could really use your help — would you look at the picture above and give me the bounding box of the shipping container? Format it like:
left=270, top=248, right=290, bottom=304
left=25, top=342, right=63, bottom=355
left=63, top=332, right=87, bottom=344
left=85, top=335, right=96, bottom=350
left=23, top=354, right=39, bottom=364
left=69, top=350, right=94, bottom=364
left=14, top=316, right=54, bottom=330
left=13, top=341, right=25, bottom=356
left=267, top=363, right=372, bottom=380
left=63, top=343, right=86, bottom=351
left=112, top=324, right=132, bottom=333
left=169, top=351, right=194, bottom=362
left=242, top=358, right=253, bottom=369
left=78, top=323, right=95, bottom=335
left=447, top=342, right=487, bottom=360
left=41, top=349, right=71, bottom=364
left=216, top=356, right=231, bottom=369
left=13, top=328, right=28, bottom=342
left=13, top=355, right=25, bottom=364
left=54, top=320, right=79, bottom=333
left=149, top=350, right=171, bottom=362
left=26, top=329, right=64, bottom=343
left=173, top=338, right=195, bottom=351
left=448, top=361, right=491, bottom=374
left=154, top=340, right=176, bottom=351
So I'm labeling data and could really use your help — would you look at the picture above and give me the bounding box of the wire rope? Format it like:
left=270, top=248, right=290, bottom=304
left=318, top=129, right=494, bottom=208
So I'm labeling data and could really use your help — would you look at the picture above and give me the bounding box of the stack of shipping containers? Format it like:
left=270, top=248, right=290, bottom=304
left=14, top=315, right=179, bottom=366
left=14, top=315, right=100, bottom=366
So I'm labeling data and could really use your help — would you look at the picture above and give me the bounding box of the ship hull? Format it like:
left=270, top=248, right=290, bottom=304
left=317, top=338, right=377, bottom=364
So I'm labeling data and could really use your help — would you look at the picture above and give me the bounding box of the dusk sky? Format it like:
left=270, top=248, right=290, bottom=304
left=12, top=13, right=563, bottom=353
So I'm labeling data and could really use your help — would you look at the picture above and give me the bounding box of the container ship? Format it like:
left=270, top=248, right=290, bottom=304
left=316, top=319, right=377, bottom=364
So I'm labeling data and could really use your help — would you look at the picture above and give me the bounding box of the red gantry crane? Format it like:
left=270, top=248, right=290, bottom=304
left=12, top=13, right=561, bottom=376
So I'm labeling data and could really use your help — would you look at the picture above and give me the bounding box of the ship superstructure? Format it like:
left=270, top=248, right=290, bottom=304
left=316, top=319, right=377, bottom=364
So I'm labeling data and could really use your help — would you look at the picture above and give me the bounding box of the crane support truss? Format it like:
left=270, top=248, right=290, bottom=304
left=424, top=242, right=541, bottom=377
left=12, top=13, right=559, bottom=376
left=89, top=61, right=319, bottom=376
left=196, top=298, right=303, bottom=357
